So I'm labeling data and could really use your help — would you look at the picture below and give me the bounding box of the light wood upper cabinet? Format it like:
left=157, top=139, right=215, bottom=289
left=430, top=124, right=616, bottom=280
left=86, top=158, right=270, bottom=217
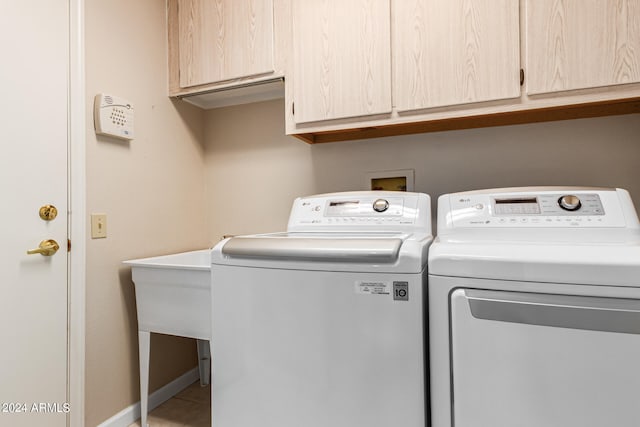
left=526, top=0, right=640, bottom=95
left=165, top=0, right=638, bottom=142
left=393, top=0, right=521, bottom=111
left=291, top=0, right=392, bottom=124
left=177, top=0, right=275, bottom=88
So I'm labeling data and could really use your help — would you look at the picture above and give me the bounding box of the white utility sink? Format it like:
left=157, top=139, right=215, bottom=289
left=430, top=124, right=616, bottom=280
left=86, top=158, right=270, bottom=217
left=124, top=249, right=211, bottom=427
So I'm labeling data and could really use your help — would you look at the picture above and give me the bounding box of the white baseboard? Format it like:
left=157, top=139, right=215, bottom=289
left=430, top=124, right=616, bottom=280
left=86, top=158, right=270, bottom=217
left=97, top=368, right=200, bottom=427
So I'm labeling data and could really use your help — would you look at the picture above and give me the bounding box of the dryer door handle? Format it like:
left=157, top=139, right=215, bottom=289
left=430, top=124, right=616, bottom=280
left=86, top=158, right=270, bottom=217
left=462, top=289, right=640, bottom=335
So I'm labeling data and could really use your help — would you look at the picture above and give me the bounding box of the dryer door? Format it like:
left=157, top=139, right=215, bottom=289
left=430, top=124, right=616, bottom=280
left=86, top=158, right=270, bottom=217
left=450, top=289, right=640, bottom=427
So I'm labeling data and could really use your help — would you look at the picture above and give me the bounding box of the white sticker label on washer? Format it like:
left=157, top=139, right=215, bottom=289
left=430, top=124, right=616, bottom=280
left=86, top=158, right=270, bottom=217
left=355, top=281, right=391, bottom=295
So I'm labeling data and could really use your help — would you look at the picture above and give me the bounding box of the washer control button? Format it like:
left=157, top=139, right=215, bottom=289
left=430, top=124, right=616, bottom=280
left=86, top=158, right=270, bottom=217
left=558, top=195, right=582, bottom=211
left=373, top=199, right=390, bottom=213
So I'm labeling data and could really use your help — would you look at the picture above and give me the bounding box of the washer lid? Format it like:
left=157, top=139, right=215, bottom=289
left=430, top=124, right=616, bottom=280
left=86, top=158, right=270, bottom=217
left=213, top=231, right=432, bottom=273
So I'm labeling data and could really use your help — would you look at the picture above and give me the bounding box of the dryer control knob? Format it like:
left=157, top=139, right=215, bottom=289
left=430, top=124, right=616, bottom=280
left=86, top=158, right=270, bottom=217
left=558, top=195, right=582, bottom=211
left=373, top=199, right=390, bottom=213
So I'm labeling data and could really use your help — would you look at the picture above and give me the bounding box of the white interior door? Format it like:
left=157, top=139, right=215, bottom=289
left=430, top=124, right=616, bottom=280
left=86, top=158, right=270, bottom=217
left=0, top=2, right=69, bottom=426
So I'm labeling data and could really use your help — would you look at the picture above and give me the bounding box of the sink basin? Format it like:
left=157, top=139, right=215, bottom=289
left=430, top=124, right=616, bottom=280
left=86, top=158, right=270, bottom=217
left=124, top=249, right=212, bottom=427
left=124, top=249, right=211, bottom=340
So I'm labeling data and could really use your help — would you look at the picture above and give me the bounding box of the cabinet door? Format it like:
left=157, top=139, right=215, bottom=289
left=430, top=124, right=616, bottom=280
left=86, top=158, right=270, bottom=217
left=526, top=0, right=640, bottom=95
left=393, top=0, right=520, bottom=112
left=178, top=0, right=275, bottom=88
left=292, top=0, right=392, bottom=124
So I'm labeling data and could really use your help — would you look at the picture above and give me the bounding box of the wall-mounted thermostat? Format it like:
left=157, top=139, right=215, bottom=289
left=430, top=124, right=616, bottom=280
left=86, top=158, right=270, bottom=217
left=94, top=94, right=135, bottom=140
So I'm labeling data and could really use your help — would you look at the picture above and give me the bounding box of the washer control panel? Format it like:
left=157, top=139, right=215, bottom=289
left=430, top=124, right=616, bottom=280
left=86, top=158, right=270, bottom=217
left=287, top=191, right=431, bottom=232
left=325, top=197, right=404, bottom=217
left=443, top=188, right=630, bottom=229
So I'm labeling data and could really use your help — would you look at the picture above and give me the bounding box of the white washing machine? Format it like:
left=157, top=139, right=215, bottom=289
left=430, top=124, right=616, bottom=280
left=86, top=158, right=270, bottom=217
left=429, top=187, right=640, bottom=427
left=211, top=191, right=432, bottom=427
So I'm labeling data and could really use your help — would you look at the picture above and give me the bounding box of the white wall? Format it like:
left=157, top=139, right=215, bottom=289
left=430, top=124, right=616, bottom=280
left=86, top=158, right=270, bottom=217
left=85, top=1, right=208, bottom=425
left=204, top=99, right=640, bottom=239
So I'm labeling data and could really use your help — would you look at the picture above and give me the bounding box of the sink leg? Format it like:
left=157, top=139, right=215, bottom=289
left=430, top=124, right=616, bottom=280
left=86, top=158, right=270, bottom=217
left=139, top=330, right=150, bottom=427
left=196, top=339, right=211, bottom=386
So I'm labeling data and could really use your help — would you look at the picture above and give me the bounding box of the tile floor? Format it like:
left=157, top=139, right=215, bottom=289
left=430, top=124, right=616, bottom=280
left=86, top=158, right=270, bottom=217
left=128, top=381, right=210, bottom=427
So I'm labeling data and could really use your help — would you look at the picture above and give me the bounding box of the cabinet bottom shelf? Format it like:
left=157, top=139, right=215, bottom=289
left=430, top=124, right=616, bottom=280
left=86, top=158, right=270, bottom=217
left=292, top=97, right=640, bottom=144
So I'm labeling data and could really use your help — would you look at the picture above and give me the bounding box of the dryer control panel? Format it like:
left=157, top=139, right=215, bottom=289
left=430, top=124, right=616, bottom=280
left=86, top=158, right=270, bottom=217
left=492, top=193, right=604, bottom=216
left=440, top=187, right=638, bottom=230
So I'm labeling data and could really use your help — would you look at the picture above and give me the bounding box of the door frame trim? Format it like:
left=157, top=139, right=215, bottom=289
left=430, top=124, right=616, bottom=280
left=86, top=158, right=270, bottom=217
left=69, top=0, right=86, bottom=425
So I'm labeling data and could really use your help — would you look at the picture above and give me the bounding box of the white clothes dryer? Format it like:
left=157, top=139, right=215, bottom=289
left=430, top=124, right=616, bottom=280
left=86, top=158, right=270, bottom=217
left=211, top=191, right=432, bottom=427
left=429, top=187, right=640, bottom=427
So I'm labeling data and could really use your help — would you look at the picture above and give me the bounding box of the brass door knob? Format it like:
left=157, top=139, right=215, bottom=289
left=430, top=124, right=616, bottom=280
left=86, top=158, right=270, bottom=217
left=39, top=204, right=58, bottom=221
left=27, top=239, right=60, bottom=256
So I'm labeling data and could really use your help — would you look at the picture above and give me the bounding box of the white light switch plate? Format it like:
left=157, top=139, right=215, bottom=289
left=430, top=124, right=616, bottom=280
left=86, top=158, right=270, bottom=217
left=91, top=214, right=107, bottom=239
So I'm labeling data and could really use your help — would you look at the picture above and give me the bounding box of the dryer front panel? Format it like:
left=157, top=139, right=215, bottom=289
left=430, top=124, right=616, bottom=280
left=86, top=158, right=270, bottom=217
left=450, top=288, right=640, bottom=427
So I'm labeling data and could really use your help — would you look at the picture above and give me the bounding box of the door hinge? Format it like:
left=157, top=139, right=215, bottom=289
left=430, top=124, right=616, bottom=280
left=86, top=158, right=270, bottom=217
left=67, top=239, right=71, bottom=252
left=520, top=68, right=525, bottom=86
left=292, top=102, right=295, bottom=115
